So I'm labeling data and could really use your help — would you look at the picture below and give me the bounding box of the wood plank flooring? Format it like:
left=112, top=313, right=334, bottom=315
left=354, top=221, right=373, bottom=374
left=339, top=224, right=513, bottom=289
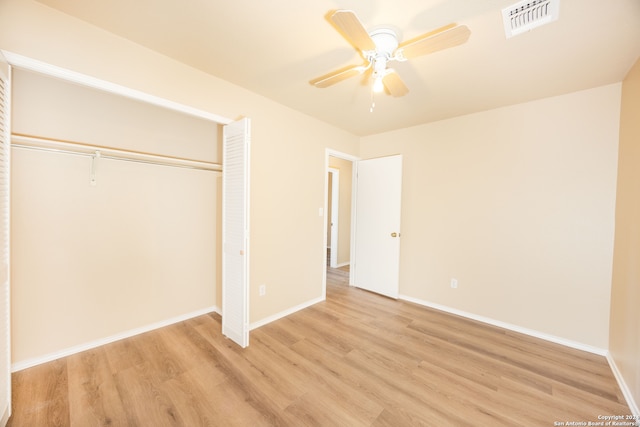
left=8, top=267, right=631, bottom=426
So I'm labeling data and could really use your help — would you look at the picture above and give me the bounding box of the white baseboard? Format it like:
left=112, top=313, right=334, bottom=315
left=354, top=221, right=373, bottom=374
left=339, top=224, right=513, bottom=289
left=398, top=294, right=608, bottom=356
left=606, top=352, right=640, bottom=416
left=11, top=305, right=221, bottom=372
left=1, top=406, right=10, bottom=427
left=250, top=296, right=325, bottom=331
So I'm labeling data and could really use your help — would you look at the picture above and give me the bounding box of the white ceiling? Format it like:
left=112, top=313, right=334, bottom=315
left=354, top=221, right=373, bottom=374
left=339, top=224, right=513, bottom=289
left=37, top=0, right=640, bottom=136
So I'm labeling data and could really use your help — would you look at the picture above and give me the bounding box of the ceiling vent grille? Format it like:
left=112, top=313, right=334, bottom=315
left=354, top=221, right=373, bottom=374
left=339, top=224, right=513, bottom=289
left=502, top=0, right=560, bottom=38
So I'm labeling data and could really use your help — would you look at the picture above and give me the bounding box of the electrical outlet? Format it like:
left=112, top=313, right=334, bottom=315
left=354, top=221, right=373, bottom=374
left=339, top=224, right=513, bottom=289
left=450, top=278, right=458, bottom=289
left=259, top=284, right=266, bottom=296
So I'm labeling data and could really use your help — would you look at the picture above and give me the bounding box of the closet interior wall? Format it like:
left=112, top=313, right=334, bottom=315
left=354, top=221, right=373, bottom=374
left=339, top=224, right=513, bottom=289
left=10, top=69, right=222, bottom=367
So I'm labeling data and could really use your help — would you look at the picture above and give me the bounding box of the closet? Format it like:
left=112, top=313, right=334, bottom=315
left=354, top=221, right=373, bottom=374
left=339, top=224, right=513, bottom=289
left=10, top=69, right=223, bottom=368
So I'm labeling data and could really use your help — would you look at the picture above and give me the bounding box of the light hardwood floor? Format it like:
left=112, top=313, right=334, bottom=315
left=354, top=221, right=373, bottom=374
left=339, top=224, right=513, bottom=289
left=8, top=267, right=631, bottom=426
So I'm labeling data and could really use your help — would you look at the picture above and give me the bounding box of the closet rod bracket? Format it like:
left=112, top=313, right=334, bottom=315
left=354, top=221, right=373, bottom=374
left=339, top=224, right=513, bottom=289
left=90, top=150, right=100, bottom=186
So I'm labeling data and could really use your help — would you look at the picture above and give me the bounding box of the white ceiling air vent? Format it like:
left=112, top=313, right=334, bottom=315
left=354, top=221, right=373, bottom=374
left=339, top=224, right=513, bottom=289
left=502, top=0, right=560, bottom=39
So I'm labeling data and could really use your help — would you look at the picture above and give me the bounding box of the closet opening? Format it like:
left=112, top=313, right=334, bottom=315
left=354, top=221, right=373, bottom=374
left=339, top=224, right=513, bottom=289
left=7, top=60, right=239, bottom=370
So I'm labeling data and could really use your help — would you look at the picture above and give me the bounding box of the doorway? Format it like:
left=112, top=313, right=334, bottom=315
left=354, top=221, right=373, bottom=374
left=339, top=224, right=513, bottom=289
left=324, top=150, right=358, bottom=296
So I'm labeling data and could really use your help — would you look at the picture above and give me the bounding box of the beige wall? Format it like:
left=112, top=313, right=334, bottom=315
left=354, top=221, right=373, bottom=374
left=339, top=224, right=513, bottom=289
left=328, top=156, right=352, bottom=266
left=610, top=57, right=640, bottom=411
left=1, top=0, right=359, bottom=363
left=360, top=84, right=621, bottom=349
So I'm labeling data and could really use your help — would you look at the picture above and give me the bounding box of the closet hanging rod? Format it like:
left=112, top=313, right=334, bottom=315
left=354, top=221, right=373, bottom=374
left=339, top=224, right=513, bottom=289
left=12, top=144, right=222, bottom=173
left=10, top=133, right=222, bottom=172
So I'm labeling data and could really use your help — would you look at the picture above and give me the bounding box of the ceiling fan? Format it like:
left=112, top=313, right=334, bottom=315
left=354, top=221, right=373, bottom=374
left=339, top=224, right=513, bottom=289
left=310, top=10, right=471, bottom=98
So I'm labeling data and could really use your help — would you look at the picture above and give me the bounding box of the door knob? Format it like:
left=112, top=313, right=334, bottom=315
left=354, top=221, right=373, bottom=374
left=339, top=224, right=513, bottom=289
left=391, top=232, right=398, bottom=238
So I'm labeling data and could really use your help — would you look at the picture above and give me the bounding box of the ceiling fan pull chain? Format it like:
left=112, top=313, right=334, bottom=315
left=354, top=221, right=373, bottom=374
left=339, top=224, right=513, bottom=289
left=370, top=91, right=376, bottom=113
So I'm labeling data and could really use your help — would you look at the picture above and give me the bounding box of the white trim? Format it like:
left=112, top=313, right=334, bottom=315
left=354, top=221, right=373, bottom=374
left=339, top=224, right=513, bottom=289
left=399, top=294, right=608, bottom=356
left=606, top=352, right=640, bottom=416
left=348, top=160, right=358, bottom=289
left=249, top=296, right=324, bottom=331
left=0, top=50, right=233, bottom=125
left=1, top=407, right=9, bottom=427
left=326, top=149, right=360, bottom=163
left=11, top=305, right=220, bottom=372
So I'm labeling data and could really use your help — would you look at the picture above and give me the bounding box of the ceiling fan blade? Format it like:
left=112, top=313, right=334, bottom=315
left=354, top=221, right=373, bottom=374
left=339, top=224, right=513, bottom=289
left=382, top=70, right=409, bottom=97
left=397, top=24, right=471, bottom=60
left=310, top=64, right=368, bottom=88
left=330, top=10, right=376, bottom=52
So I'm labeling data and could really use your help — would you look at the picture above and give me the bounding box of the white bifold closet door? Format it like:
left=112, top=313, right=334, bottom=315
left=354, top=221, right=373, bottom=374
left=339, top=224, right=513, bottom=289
left=0, top=52, right=11, bottom=427
left=222, top=118, right=251, bottom=348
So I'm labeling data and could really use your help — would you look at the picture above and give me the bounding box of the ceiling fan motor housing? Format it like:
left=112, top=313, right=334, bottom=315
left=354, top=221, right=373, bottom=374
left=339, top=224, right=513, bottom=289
left=367, top=28, right=399, bottom=58
left=366, top=28, right=399, bottom=78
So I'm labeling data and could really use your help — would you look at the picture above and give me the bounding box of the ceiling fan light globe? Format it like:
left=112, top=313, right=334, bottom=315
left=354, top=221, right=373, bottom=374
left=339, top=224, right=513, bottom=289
left=373, top=77, right=385, bottom=93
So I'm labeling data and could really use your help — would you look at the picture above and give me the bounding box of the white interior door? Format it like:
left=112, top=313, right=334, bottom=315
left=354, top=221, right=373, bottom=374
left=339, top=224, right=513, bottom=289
left=353, top=155, right=402, bottom=299
left=222, top=118, right=250, bottom=348
left=0, top=52, right=11, bottom=427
